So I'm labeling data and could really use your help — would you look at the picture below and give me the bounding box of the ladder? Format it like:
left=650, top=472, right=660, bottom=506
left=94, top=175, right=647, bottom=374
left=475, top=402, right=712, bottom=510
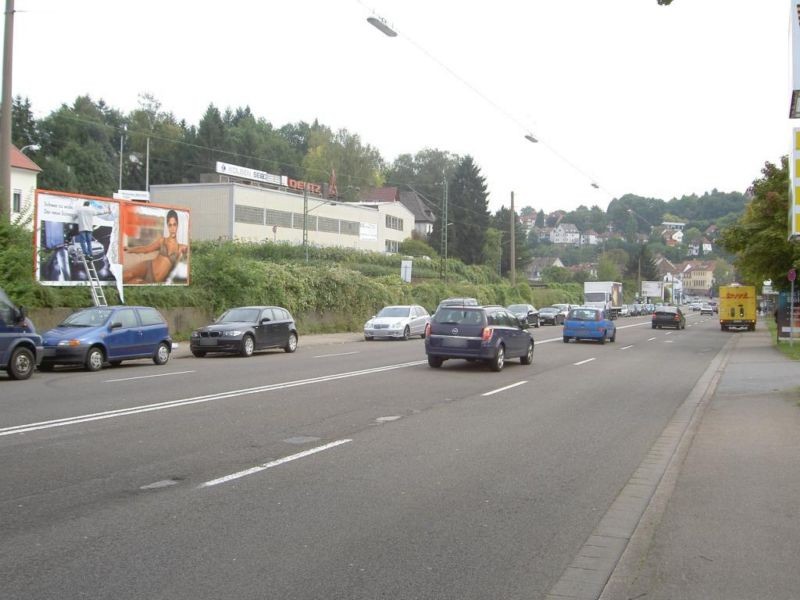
left=78, top=250, right=108, bottom=306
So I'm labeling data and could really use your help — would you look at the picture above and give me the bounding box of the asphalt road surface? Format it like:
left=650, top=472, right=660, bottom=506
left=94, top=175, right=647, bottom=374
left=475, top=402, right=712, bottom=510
left=0, top=312, right=726, bottom=600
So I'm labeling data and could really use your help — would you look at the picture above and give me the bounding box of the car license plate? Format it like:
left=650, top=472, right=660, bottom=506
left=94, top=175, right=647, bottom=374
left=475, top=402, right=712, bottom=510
left=199, top=338, right=217, bottom=346
left=442, top=337, right=468, bottom=348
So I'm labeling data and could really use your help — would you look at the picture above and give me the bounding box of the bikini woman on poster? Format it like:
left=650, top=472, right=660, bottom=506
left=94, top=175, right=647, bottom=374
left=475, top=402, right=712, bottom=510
left=123, top=209, right=189, bottom=284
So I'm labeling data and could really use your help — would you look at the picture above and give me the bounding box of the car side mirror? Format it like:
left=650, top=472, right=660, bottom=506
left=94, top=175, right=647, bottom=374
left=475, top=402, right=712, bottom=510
left=110, top=321, right=123, bottom=330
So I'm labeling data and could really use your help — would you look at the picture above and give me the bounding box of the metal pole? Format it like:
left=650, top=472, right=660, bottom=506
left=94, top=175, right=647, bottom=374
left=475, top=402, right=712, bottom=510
left=0, top=0, right=14, bottom=223
left=791, top=278, right=795, bottom=347
left=303, top=185, right=308, bottom=263
left=145, top=136, right=150, bottom=192
left=118, top=125, right=125, bottom=191
left=442, top=175, right=448, bottom=283
left=510, top=191, right=516, bottom=285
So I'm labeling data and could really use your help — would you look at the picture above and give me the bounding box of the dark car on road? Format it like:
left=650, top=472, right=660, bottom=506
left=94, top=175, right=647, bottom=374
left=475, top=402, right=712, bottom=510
left=40, top=305, right=172, bottom=371
left=507, top=303, right=540, bottom=328
left=0, top=288, right=43, bottom=380
left=425, top=305, right=534, bottom=371
left=539, top=306, right=564, bottom=326
left=435, top=297, right=479, bottom=312
left=191, top=306, right=298, bottom=357
left=652, top=306, right=686, bottom=329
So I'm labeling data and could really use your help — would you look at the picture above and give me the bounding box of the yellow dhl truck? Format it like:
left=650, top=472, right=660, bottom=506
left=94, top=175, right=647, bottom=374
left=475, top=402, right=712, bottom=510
left=719, top=285, right=757, bottom=331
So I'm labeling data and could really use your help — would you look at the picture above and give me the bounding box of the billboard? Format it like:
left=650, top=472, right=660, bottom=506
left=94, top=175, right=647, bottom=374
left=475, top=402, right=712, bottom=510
left=641, top=280, right=663, bottom=298
left=34, top=190, right=190, bottom=288
left=792, top=128, right=800, bottom=240
left=121, top=203, right=190, bottom=285
left=35, top=191, right=121, bottom=286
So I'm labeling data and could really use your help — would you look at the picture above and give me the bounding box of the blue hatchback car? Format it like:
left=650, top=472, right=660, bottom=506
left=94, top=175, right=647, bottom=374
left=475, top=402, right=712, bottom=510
left=40, top=305, right=172, bottom=371
left=563, top=306, right=616, bottom=344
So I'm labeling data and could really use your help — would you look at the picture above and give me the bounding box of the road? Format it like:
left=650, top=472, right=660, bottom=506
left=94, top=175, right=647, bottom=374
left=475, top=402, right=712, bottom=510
left=0, top=312, right=725, bottom=600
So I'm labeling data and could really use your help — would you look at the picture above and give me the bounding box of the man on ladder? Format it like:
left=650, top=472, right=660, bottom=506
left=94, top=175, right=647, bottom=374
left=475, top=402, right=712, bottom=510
left=72, top=201, right=110, bottom=307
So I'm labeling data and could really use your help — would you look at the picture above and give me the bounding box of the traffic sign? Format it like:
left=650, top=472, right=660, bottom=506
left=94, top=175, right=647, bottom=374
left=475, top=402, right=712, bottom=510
left=789, top=268, right=797, bottom=282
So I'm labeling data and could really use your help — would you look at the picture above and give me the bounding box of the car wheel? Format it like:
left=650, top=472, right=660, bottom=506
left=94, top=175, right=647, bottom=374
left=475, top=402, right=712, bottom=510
left=599, top=333, right=606, bottom=345
left=420, top=331, right=426, bottom=339
left=534, top=318, right=540, bottom=328
left=153, top=342, right=170, bottom=365
left=8, top=347, right=35, bottom=380
left=610, top=330, right=616, bottom=342
left=284, top=332, right=298, bottom=353
left=520, top=341, right=534, bottom=365
left=489, top=344, right=505, bottom=372
left=427, top=355, right=443, bottom=368
left=191, top=350, right=206, bottom=358
left=85, top=346, right=104, bottom=372
left=240, top=334, right=255, bottom=357
left=402, top=326, right=410, bottom=341
left=652, top=324, right=656, bottom=329
left=563, top=336, right=569, bottom=343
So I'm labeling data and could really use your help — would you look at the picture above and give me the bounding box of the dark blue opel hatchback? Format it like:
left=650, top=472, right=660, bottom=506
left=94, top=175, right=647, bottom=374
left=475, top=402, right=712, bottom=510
left=425, top=305, right=534, bottom=371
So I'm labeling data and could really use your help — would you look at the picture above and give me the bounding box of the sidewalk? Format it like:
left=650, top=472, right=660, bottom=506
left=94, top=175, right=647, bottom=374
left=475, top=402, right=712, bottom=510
left=604, top=328, right=800, bottom=600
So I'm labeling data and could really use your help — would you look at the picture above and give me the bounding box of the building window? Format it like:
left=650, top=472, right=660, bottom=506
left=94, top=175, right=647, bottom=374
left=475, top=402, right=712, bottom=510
left=385, top=214, right=403, bottom=231
left=385, top=239, right=400, bottom=253
left=12, top=190, right=21, bottom=213
left=234, top=204, right=265, bottom=225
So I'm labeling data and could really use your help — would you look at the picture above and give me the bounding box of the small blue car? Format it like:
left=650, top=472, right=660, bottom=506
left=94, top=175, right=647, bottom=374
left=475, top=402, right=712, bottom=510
left=563, top=306, right=616, bottom=344
left=40, top=305, right=172, bottom=371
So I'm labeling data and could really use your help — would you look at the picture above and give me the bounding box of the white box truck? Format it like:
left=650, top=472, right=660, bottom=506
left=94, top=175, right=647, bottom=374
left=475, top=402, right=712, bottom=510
left=583, top=281, right=623, bottom=318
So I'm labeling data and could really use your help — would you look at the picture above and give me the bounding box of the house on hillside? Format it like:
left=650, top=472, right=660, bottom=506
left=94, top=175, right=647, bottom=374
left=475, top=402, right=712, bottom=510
left=580, top=229, right=599, bottom=246
left=678, top=260, right=716, bottom=296
left=360, top=186, right=436, bottom=238
left=526, top=257, right=565, bottom=282
left=687, top=237, right=713, bottom=257
left=550, top=223, right=580, bottom=245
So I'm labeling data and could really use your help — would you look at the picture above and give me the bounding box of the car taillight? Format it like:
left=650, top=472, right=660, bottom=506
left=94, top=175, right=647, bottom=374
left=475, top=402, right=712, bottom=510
left=482, top=327, right=493, bottom=341
left=424, top=323, right=431, bottom=338
left=674, top=315, right=680, bottom=321
left=652, top=314, right=656, bottom=320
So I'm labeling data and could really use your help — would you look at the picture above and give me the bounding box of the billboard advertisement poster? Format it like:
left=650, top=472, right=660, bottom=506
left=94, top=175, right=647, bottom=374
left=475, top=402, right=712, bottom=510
left=34, top=190, right=191, bottom=288
left=35, top=191, right=121, bottom=286
left=121, top=203, right=190, bottom=285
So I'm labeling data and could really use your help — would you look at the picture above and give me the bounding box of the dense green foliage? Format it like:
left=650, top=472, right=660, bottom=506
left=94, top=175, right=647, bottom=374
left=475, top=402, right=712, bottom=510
left=0, top=221, right=578, bottom=333
left=718, top=157, right=800, bottom=292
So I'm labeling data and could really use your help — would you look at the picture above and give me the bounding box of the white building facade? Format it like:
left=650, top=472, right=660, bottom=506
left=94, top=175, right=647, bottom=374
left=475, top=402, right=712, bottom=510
left=149, top=182, right=415, bottom=253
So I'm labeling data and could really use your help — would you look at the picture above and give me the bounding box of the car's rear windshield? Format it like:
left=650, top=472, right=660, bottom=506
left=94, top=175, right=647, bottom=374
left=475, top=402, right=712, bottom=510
left=433, top=308, right=484, bottom=325
left=507, top=304, right=529, bottom=312
left=568, top=309, right=599, bottom=321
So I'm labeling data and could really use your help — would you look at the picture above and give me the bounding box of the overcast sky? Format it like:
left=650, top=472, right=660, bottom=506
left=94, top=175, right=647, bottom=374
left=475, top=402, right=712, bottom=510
left=9, top=0, right=791, bottom=215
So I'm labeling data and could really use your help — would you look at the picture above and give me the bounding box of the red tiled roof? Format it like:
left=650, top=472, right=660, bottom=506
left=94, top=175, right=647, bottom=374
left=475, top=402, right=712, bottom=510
left=360, top=187, right=398, bottom=202
left=10, top=146, right=42, bottom=172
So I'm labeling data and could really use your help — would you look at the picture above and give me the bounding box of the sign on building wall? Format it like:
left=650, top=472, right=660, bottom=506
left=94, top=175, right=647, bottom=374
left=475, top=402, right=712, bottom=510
left=34, top=190, right=191, bottom=288
left=360, top=222, right=378, bottom=241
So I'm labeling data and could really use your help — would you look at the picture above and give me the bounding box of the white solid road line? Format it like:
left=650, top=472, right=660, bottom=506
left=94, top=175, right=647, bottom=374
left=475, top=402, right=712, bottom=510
left=105, top=370, right=196, bottom=383
left=482, top=381, right=528, bottom=397
left=620, top=345, right=634, bottom=350
left=313, top=351, right=359, bottom=358
left=0, top=361, right=425, bottom=438
left=573, top=358, right=596, bottom=366
left=200, top=439, right=353, bottom=487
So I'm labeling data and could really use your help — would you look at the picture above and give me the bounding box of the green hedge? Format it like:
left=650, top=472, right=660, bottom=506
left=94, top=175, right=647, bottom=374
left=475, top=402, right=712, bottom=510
left=0, top=221, right=578, bottom=332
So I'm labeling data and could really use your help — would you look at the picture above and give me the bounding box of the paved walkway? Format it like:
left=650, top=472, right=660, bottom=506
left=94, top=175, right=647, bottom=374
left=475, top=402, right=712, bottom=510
left=599, top=328, right=800, bottom=600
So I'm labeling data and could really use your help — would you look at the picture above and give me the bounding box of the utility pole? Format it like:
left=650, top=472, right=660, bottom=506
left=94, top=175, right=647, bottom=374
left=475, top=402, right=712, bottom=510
left=510, top=191, right=516, bottom=285
left=0, top=0, right=14, bottom=224
left=441, top=174, right=448, bottom=282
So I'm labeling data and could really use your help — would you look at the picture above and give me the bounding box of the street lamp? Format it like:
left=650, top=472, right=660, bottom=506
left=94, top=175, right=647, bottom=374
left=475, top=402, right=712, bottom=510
left=366, top=15, right=397, bottom=37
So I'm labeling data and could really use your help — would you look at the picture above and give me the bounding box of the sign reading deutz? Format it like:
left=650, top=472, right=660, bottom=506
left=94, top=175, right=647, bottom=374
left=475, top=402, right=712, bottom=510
left=719, top=285, right=757, bottom=332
